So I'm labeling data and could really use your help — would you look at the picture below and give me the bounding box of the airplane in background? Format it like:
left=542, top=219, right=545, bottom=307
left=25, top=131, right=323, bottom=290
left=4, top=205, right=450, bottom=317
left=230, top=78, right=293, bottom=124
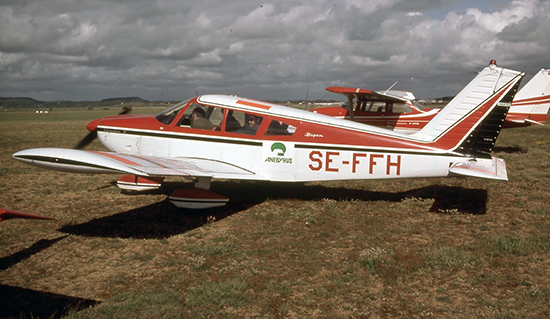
left=0, top=207, right=55, bottom=221
left=505, top=68, right=550, bottom=127
left=312, top=87, right=438, bottom=133
left=13, top=63, right=523, bottom=209
left=313, top=64, right=549, bottom=132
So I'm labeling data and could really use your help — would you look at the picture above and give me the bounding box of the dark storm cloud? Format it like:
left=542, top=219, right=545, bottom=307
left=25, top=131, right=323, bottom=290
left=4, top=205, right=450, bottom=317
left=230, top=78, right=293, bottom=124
left=1, top=0, right=548, bottom=101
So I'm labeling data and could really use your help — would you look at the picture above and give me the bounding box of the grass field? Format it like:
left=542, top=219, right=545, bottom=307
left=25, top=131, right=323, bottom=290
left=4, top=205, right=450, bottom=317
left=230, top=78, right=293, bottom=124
left=1, top=107, right=549, bottom=318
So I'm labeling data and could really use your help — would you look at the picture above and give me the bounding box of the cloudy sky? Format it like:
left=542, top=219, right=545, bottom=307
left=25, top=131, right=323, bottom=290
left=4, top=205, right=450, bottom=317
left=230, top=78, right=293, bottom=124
left=1, top=0, right=549, bottom=102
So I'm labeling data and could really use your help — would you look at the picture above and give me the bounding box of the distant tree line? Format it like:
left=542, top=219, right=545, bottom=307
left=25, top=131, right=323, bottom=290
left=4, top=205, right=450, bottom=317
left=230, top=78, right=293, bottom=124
left=0, top=97, right=170, bottom=109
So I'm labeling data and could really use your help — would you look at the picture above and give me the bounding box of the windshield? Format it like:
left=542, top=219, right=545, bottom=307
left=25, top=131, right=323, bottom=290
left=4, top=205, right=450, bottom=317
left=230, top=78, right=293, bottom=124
left=155, top=98, right=192, bottom=125
left=412, top=101, right=429, bottom=111
left=391, top=102, right=412, bottom=114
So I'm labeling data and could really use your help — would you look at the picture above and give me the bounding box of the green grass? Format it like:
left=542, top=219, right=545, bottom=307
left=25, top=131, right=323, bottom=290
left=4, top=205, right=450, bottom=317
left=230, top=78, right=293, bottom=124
left=186, top=279, right=249, bottom=308
left=65, top=291, right=184, bottom=319
left=1, top=109, right=550, bottom=318
left=488, top=234, right=550, bottom=257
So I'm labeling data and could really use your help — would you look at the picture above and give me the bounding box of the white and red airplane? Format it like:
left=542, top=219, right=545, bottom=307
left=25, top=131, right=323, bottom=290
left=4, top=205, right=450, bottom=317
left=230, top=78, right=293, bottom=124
left=13, top=63, right=523, bottom=209
left=312, top=87, right=438, bottom=132
left=314, top=65, right=549, bottom=132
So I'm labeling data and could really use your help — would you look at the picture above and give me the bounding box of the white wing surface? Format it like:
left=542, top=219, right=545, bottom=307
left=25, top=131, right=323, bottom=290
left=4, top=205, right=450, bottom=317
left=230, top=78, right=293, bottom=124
left=13, top=148, right=258, bottom=179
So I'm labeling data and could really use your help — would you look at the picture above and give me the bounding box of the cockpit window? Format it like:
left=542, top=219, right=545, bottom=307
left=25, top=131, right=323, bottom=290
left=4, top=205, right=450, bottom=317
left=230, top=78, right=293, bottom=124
left=412, top=101, right=429, bottom=110
left=157, top=99, right=298, bottom=137
left=361, top=101, right=386, bottom=113
left=155, top=99, right=191, bottom=125
left=266, top=120, right=296, bottom=136
left=225, top=110, right=264, bottom=135
left=176, top=103, right=223, bottom=130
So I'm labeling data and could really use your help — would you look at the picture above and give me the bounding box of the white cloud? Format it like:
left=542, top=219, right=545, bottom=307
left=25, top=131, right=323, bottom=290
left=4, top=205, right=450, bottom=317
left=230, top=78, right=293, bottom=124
left=0, top=0, right=549, bottom=101
left=344, top=0, right=399, bottom=15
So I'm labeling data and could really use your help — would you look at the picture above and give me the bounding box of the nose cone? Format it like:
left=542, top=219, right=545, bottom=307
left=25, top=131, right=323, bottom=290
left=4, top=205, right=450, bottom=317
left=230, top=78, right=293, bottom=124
left=86, top=118, right=101, bottom=132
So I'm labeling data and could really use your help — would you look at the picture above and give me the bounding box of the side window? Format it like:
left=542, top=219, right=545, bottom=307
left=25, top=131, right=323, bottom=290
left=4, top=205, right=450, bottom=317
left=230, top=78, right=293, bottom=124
left=225, top=110, right=264, bottom=135
left=362, top=101, right=386, bottom=113
left=208, top=107, right=224, bottom=129
left=266, top=119, right=296, bottom=136
left=176, top=104, right=223, bottom=130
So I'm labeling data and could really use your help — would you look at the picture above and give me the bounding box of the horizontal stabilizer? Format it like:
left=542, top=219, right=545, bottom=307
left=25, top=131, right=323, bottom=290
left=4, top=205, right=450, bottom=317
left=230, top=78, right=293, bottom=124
left=507, top=118, right=545, bottom=126
left=449, top=157, right=508, bottom=181
left=524, top=119, right=545, bottom=126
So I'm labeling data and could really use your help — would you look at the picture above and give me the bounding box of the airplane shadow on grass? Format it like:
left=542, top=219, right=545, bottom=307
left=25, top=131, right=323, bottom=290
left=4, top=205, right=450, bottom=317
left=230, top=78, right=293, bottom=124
left=0, top=236, right=67, bottom=271
left=0, top=284, right=99, bottom=319
left=0, top=236, right=100, bottom=319
left=59, top=181, right=487, bottom=239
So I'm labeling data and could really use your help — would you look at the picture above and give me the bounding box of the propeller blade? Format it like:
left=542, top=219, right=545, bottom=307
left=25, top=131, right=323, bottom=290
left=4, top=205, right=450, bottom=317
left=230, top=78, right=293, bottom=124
left=74, top=130, right=98, bottom=149
left=74, top=107, right=130, bottom=149
left=119, top=106, right=132, bottom=115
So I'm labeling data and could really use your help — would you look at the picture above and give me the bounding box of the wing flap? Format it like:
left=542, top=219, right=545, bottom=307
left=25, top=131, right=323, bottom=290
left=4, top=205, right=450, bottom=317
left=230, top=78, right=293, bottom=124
left=449, top=157, right=508, bottom=181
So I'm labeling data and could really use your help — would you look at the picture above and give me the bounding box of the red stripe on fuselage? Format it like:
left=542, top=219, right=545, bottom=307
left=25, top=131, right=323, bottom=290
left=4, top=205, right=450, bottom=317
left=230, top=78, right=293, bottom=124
left=236, top=99, right=272, bottom=110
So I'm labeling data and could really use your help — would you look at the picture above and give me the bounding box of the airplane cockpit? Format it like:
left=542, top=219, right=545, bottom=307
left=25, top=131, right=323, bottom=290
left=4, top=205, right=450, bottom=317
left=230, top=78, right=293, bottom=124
left=341, top=98, right=430, bottom=115
left=347, top=99, right=414, bottom=114
left=155, top=97, right=296, bottom=137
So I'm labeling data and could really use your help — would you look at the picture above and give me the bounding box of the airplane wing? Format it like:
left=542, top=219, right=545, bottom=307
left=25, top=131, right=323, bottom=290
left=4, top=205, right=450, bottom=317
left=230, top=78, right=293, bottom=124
left=326, top=86, right=410, bottom=103
left=13, top=148, right=259, bottom=180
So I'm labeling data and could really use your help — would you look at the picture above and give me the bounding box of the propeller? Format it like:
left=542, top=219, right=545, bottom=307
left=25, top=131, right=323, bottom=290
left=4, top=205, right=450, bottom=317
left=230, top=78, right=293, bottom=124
left=74, top=130, right=98, bottom=149
left=74, top=106, right=131, bottom=149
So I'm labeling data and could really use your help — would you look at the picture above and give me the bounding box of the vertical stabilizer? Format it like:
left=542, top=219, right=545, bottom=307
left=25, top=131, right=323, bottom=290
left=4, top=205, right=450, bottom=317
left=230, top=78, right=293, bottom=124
left=412, top=62, right=524, bottom=154
left=514, top=68, right=550, bottom=100
left=507, top=68, right=550, bottom=126
left=455, top=78, right=521, bottom=157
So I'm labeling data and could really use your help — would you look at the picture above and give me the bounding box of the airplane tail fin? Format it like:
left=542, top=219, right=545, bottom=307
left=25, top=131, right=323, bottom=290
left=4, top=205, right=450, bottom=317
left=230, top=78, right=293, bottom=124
left=412, top=62, right=524, bottom=157
left=507, top=68, right=550, bottom=126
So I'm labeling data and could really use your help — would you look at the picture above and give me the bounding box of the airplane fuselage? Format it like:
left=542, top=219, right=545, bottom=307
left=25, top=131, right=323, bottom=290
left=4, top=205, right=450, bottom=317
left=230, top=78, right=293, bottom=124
left=93, top=95, right=474, bottom=183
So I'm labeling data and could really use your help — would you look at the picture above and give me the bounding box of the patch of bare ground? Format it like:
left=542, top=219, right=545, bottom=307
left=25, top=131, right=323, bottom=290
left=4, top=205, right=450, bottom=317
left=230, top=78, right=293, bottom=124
left=1, top=112, right=550, bottom=318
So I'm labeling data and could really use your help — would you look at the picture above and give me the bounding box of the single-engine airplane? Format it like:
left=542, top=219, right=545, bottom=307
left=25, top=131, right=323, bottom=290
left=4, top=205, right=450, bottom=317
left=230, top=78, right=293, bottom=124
left=13, top=63, right=523, bottom=209
left=314, top=65, right=549, bottom=132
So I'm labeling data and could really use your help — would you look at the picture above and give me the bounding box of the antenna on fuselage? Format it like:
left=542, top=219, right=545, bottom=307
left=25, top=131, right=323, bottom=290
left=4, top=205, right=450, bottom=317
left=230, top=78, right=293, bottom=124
left=383, top=81, right=398, bottom=95
left=305, top=85, right=309, bottom=110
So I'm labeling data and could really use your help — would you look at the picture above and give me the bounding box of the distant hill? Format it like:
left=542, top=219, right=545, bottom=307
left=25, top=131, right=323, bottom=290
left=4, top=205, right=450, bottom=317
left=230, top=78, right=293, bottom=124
left=100, top=97, right=149, bottom=104
left=0, top=97, right=153, bottom=109
left=0, top=97, right=45, bottom=108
